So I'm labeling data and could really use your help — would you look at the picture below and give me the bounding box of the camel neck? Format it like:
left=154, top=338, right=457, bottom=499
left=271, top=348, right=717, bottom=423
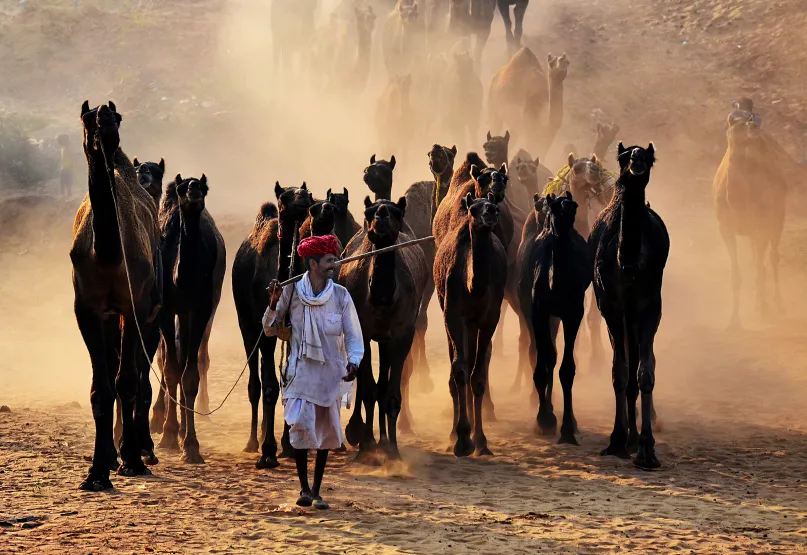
left=176, top=208, right=203, bottom=288
left=278, top=216, right=302, bottom=282
left=467, top=225, right=492, bottom=296
left=369, top=248, right=396, bottom=305
left=374, top=185, right=392, bottom=202
left=86, top=147, right=122, bottom=266
left=592, top=137, right=611, bottom=162
left=615, top=182, right=647, bottom=269
left=538, top=76, right=565, bottom=156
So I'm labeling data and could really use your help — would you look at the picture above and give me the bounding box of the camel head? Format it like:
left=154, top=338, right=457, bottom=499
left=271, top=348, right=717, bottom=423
left=546, top=191, right=578, bottom=235
left=428, top=144, right=457, bottom=177
left=326, top=187, right=350, bottom=217
left=176, top=174, right=209, bottom=215
left=356, top=5, right=376, bottom=35
left=133, top=157, right=165, bottom=203
left=515, top=156, right=539, bottom=186
left=726, top=111, right=763, bottom=149
left=363, top=196, right=406, bottom=247
left=616, top=142, right=656, bottom=186
left=471, top=163, right=508, bottom=204
left=568, top=153, right=604, bottom=196
left=483, top=130, right=510, bottom=166
left=532, top=192, right=549, bottom=230
left=463, top=192, right=499, bottom=232
left=547, top=53, right=570, bottom=82
left=80, top=100, right=123, bottom=158
left=307, top=200, right=337, bottom=235
left=275, top=181, right=314, bottom=222
left=397, top=1, right=420, bottom=28
left=363, top=154, right=396, bottom=196
left=596, top=122, right=621, bottom=148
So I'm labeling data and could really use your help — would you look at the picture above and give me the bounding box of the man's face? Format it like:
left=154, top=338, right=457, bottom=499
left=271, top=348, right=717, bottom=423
left=311, top=253, right=339, bottom=280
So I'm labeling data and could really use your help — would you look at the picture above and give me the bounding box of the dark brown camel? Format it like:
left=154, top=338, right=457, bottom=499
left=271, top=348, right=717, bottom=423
left=518, top=192, right=591, bottom=444
left=150, top=175, right=226, bottom=464
left=133, top=157, right=165, bottom=205
left=340, top=197, right=428, bottom=460
left=70, top=101, right=160, bottom=491
left=435, top=192, right=507, bottom=456
left=497, top=0, right=528, bottom=53
left=232, top=182, right=313, bottom=469
left=325, top=187, right=361, bottom=249
left=299, top=199, right=338, bottom=242
left=363, top=154, right=397, bottom=201
left=590, top=142, right=669, bottom=469
left=403, top=144, right=458, bottom=394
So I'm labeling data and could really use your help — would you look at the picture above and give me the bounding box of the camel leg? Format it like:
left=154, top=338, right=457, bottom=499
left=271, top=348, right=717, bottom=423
left=633, top=300, right=662, bottom=470
left=493, top=302, right=507, bottom=354
left=770, top=229, right=784, bottom=310
left=546, top=318, right=561, bottom=416
left=114, top=397, right=123, bottom=451
left=103, top=321, right=121, bottom=470
left=473, top=27, right=491, bottom=76
left=719, top=225, right=742, bottom=328
left=398, top=347, right=415, bottom=435
left=513, top=0, right=527, bottom=45
left=345, top=337, right=371, bottom=449
left=532, top=308, right=557, bottom=435
left=137, top=322, right=160, bottom=466
left=150, top=338, right=167, bottom=434
left=178, top=310, right=209, bottom=464
left=446, top=329, right=460, bottom=449
left=518, top=304, right=538, bottom=409
left=412, top=282, right=435, bottom=394
left=157, top=316, right=181, bottom=451
left=382, top=329, right=417, bottom=460
left=498, top=1, right=515, bottom=45
left=752, top=235, right=768, bottom=315
left=242, top=325, right=262, bottom=454
left=116, top=312, right=150, bottom=478
left=587, top=287, right=606, bottom=371
left=196, top=325, right=212, bottom=416
left=355, top=340, right=381, bottom=466
left=446, top=308, right=474, bottom=457
left=258, top=336, right=282, bottom=468
left=482, top=348, right=497, bottom=422
left=472, top=325, right=496, bottom=456
left=76, top=305, right=116, bottom=491
left=377, top=342, right=391, bottom=448
left=558, top=309, right=583, bottom=445
left=600, top=308, right=630, bottom=459
left=625, top=314, right=641, bottom=454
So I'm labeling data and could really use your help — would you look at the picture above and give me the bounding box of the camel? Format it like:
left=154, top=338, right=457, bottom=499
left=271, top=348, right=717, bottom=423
left=590, top=142, right=669, bottom=469
left=382, top=1, right=426, bottom=78
left=317, top=5, right=377, bottom=95
left=518, top=192, right=591, bottom=444
left=488, top=48, right=569, bottom=158
left=325, top=187, right=361, bottom=249
left=496, top=0, right=528, bottom=53
left=440, top=50, right=483, bottom=150
left=714, top=111, right=787, bottom=326
left=434, top=192, right=507, bottom=456
left=340, top=197, right=428, bottom=460
left=232, top=182, right=313, bottom=469
left=363, top=154, right=397, bottom=201
left=70, top=101, right=160, bottom=491
left=271, top=0, right=318, bottom=77
left=133, top=157, right=164, bottom=205
left=299, top=199, right=338, bottom=242
left=403, top=144, right=458, bottom=393
left=152, top=175, right=226, bottom=464
left=512, top=151, right=552, bottom=198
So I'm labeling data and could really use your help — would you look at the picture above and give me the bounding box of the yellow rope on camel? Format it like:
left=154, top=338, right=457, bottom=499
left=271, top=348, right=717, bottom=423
left=542, top=164, right=619, bottom=200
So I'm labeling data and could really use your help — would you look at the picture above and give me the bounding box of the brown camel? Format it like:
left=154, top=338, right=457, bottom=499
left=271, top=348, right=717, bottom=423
left=715, top=111, right=787, bottom=326
left=340, top=197, right=428, bottom=460
left=363, top=154, right=397, bottom=201
left=133, top=157, right=164, bottom=205
left=488, top=48, right=569, bottom=158
left=435, top=191, right=507, bottom=456
left=299, top=199, right=339, bottom=243
left=70, top=101, right=160, bottom=491
left=326, top=187, right=361, bottom=249
left=382, top=1, right=426, bottom=78
left=232, top=182, right=313, bottom=469
left=403, top=144, right=458, bottom=393
left=151, top=175, right=226, bottom=464
left=591, top=142, right=668, bottom=469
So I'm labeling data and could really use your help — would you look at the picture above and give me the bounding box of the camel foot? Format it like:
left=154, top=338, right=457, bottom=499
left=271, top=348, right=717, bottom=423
left=278, top=445, right=295, bottom=459
left=633, top=446, right=661, bottom=470
left=243, top=438, right=259, bottom=453
left=398, top=419, right=413, bottom=435
left=381, top=442, right=401, bottom=461
left=256, top=455, right=280, bottom=470
left=600, top=443, right=631, bottom=459
left=344, top=416, right=364, bottom=447
left=117, top=461, right=152, bottom=477
left=626, top=431, right=640, bottom=454
left=149, top=415, right=164, bottom=434
left=412, top=371, right=434, bottom=395
left=354, top=448, right=383, bottom=466
left=557, top=433, right=579, bottom=446
left=157, top=433, right=180, bottom=451
left=108, top=457, right=120, bottom=471
left=79, top=470, right=113, bottom=492
left=474, top=445, right=494, bottom=457
left=482, top=407, right=498, bottom=423
left=529, top=391, right=539, bottom=411
left=537, top=411, right=558, bottom=436
left=181, top=446, right=205, bottom=465
left=334, top=443, right=347, bottom=453
left=196, top=413, right=212, bottom=423
left=141, top=450, right=159, bottom=466
left=454, top=434, right=474, bottom=458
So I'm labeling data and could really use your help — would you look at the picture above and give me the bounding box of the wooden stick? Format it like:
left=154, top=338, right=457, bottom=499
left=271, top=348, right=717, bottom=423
left=270, top=235, right=435, bottom=288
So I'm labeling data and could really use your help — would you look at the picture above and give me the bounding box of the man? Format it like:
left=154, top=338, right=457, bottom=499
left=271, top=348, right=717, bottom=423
left=263, top=234, right=364, bottom=510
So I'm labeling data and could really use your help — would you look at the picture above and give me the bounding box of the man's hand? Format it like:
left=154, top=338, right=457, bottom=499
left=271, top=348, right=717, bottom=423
left=343, top=363, right=359, bottom=382
left=268, top=279, right=282, bottom=310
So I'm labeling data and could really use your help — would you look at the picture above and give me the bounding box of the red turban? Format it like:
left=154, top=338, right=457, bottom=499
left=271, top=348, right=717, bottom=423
left=297, top=235, right=340, bottom=259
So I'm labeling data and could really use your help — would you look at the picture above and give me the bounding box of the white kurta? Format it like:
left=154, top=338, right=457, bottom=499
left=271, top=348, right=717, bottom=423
left=262, top=278, right=364, bottom=450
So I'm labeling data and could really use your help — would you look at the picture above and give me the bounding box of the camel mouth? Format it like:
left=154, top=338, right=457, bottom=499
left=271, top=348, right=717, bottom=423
left=628, top=162, right=647, bottom=176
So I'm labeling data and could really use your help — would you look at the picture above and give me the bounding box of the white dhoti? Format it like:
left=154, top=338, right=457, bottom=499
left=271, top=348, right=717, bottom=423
left=283, top=398, right=343, bottom=450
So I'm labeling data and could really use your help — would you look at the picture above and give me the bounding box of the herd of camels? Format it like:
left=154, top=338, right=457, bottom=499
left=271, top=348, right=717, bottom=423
left=66, top=0, right=798, bottom=492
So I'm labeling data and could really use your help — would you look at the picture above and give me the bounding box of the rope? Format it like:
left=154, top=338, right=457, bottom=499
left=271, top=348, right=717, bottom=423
left=98, top=136, right=260, bottom=417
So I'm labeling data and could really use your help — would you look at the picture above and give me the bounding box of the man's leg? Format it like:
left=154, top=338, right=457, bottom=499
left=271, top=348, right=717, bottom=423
left=311, top=449, right=330, bottom=509
left=294, top=448, right=312, bottom=506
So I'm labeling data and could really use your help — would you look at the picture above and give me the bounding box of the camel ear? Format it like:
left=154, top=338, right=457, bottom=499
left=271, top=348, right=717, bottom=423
left=364, top=195, right=373, bottom=208
left=547, top=53, right=554, bottom=63
left=159, top=158, right=165, bottom=171
left=617, top=142, right=626, bottom=157
left=545, top=193, right=554, bottom=203
left=326, top=188, right=332, bottom=199
left=486, top=130, right=492, bottom=141
left=343, top=186, right=349, bottom=200
left=200, top=174, right=207, bottom=184
left=133, top=157, right=140, bottom=167
left=568, top=153, right=575, bottom=168
left=370, top=154, right=376, bottom=164
left=396, top=196, right=407, bottom=214
left=499, top=163, right=507, bottom=175
left=462, top=192, right=474, bottom=210
left=108, top=100, right=117, bottom=113
left=647, top=143, right=656, bottom=157
left=301, top=182, right=308, bottom=190
left=412, top=2, right=418, bottom=14
left=175, top=174, right=183, bottom=184
left=533, top=192, right=542, bottom=203
left=504, top=130, right=510, bottom=143
left=486, top=192, right=496, bottom=204
left=590, top=154, right=598, bottom=164
left=389, top=155, right=396, bottom=170
left=81, top=100, right=90, bottom=116
left=450, top=145, right=457, bottom=156
left=470, top=164, right=482, bottom=181
left=275, top=181, right=283, bottom=199
left=564, top=191, right=573, bottom=200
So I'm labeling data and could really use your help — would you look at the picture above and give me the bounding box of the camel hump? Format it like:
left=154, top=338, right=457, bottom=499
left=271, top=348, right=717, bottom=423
left=257, top=202, right=279, bottom=225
